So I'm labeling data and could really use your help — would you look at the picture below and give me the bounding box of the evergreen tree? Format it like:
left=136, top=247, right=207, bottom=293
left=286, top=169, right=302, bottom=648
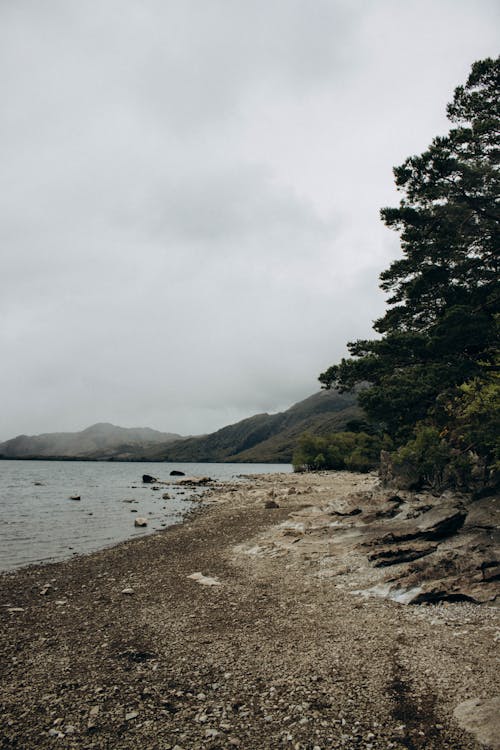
left=319, top=58, right=499, bottom=485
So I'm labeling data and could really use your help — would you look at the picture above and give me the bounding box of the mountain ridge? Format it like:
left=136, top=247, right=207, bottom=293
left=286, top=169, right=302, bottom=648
left=0, top=423, right=182, bottom=459
left=0, top=390, right=362, bottom=463
left=145, top=389, right=360, bottom=463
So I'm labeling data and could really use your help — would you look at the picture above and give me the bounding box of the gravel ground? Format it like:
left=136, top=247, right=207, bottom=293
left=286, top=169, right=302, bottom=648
left=1, top=471, right=498, bottom=750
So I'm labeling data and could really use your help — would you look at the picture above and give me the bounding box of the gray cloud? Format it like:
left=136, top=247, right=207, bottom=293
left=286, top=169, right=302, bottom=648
left=1, top=0, right=499, bottom=438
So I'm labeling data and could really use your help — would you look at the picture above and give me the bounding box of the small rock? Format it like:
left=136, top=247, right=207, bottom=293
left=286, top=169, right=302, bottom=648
left=170, top=470, right=185, bottom=476
left=142, top=474, right=157, bottom=483
left=265, top=500, right=279, bottom=509
left=69, top=495, right=81, bottom=501
left=134, top=517, right=148, bottom=527
left=187, top=572, right=221, bottom=586
left=48, top=728, right=64, bottom=738
left=40, top=584, right=53, bottom=596
left=162, top=493, right=171, bottom=499
left=178, top=476, right=211, bottom=486
left=125, top=711, right=138, bottom=721
left=121, top=588, right=135, bottom=595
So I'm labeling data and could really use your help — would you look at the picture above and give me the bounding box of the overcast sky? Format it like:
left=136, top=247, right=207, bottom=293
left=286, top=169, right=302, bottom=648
left=1, top=1, right=498, bottom=439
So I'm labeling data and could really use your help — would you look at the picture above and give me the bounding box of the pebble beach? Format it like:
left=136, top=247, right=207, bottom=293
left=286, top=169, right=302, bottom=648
left=1, top=470, right=498, bottom=749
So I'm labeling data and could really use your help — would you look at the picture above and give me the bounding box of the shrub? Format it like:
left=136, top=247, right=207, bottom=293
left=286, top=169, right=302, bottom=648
left=293, top=431, right=382, bottom=473
left=391, top=425, right=452, bottom=490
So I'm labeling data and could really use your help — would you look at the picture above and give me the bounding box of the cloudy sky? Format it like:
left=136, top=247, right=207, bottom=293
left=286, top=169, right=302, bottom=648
left=1, top=1, right=498, bottom=439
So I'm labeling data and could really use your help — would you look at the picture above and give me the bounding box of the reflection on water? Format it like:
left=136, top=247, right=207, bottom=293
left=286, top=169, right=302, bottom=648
left=0, top=460, right=291, bottom=571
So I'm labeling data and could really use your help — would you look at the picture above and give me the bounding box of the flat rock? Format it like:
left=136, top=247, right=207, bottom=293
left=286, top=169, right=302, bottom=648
left=368, top=542, right=437, bottom=567
left=453, top=696, right=500, bottom=749
left=241, top=483, right=499, bottom=605
left=463, top=496, right=500, bottom=530
left=414, top=504, right=467, bottom=539
left=187, top=572, right=221, bottom=586
left=375, top=505, right=467, bottom=544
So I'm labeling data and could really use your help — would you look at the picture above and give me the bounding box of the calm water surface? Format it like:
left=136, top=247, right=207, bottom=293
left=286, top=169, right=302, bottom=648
left=0, top=461, right=291, bottom=571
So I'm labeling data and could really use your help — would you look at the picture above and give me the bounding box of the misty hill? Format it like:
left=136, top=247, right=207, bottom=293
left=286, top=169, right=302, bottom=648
left=142, top=389, right=361, bottom=463
left=0, top=391, right=362, bottom=463
left=0, top=423, right=182, bottom=460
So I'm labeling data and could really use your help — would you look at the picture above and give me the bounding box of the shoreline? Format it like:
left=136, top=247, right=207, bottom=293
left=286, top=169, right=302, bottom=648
left=0, top=457, right=292, bottom=463
left=1, top=470, right=498, bottom=749
left=0, top=461, right=291, bottom=573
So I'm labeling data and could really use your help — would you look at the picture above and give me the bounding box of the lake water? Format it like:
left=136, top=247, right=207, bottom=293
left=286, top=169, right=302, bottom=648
left=0, top=460, right=291, bottom=572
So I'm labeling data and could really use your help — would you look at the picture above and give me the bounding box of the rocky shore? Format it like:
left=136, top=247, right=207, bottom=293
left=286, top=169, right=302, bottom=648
left=1, top=471, right=499, bottom=749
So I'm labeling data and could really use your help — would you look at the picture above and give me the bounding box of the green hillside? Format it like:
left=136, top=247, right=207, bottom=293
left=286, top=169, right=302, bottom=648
left=145, top=389, right=361, bottom=463
left=0, top=391, right=362, bottom=463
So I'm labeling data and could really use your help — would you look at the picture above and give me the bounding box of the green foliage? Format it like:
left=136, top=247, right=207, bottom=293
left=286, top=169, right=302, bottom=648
left=390, top=374, right=500, bottom=490
left=444, top=371, right=500, bottom=486
left=392, top=425, right=452, bottom=491
left=319, top=58, right=499, bottom=490
left=293, top=431, right=383, bottom=473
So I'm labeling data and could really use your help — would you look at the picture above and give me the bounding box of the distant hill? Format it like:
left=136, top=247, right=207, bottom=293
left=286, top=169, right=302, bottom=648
left=0, top=390, right=363, bottom=463
left=142, top=389, right=362, bottom=463
left=0, top=423, right=182, bottom=460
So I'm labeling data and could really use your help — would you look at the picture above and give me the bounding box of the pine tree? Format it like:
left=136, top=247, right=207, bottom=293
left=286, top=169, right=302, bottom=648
left=319, top=58, right=499, bottom=482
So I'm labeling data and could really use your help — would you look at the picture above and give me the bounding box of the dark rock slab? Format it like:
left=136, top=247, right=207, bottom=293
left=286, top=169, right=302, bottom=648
left=342, top=488, right=500, bottom=605
left=368, top=543, right=438, bottom=567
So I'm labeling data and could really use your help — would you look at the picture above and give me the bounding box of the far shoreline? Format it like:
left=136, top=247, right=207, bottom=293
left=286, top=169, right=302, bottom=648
left=0, top=456, right=292, bottom=463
